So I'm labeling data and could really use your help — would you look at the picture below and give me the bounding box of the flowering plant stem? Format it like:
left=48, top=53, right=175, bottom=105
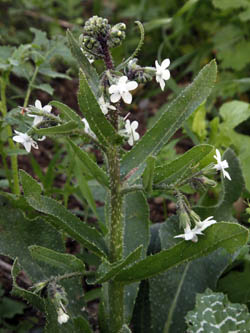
left=107, top=146, right=124, bottom=331
left=0, top=76, right=20, bottom=195
left=103, top=46, right=124, bottom=331
left=23, top=65, right=39, bottom=108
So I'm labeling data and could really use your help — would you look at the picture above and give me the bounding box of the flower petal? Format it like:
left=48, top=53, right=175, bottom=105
left=126, top=81, right=138, bottom=91
left=159, top=78, right=165, bottom=91
left=35, top=100, right=42, bottom=109
left=13, top=135, right=25, bottom=143
left=119, top=76, right=128, bottom=85
left=109, top=85, right=118, bottom=94
left=161, top=58, right=170, bottom=69
left=43, top=105, right=52, bottom=113
left=110, top=92, right=121, bottom=103
left=162, top=70, right=170, bottom=81
left=122, top=91, right=132, bottom=104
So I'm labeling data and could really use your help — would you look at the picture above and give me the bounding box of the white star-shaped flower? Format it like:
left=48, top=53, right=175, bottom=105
left=213, top=149, right=231, bottom=181
left=57, top=308, right=69, bottom=325
left=28, top=99, right=52, bottom=127
left=155, top=58, right=170, bottom=91
left=174, top=216, right=217, bottom=243
left=13, top=130, right=38, bottom=153
left=124, top=119, right=140, bottom=146
left=98, top=95, right=116, bottom=115
left=109, top=76, right=138, bottom=104
left=192, top=216, right=217, bottom=234
left=81, top=118, right=96, bottom=139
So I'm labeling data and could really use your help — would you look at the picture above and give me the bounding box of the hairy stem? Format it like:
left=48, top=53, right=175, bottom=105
left=0, top=76, right=20, bottom=195
left=107, top=147, right=124, bottom=332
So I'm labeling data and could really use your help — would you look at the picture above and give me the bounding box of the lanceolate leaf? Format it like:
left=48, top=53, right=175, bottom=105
left=87, top=246, right=143, bottom=285
left=153, top=144, right=214, bottom=184
left=114, top=222, right=248, bottom=284
left=29, top=245, right=85, bottom=273
left=11, top=259, right=45, bottom=312
left=20, top=170, right=108, bottom=258
left=78, top=70, right=121, bottom=146
left=68, top=139, right=109, bottom=188
left=34, top=121, right=79, bottom=135
left=49, top=101, right=84, bottom=126
left=120, top=60, right=217, bottom=182
left=67, top=30, right=99, bottom=96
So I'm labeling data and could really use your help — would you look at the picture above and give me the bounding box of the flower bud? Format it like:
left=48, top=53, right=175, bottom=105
left=200, top=176, right=217, bottom=187
left=179, top=210, right=191, bottom=229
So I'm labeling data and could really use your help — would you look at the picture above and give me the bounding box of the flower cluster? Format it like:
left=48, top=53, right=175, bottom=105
left=13, top=100, right=50, bottom=153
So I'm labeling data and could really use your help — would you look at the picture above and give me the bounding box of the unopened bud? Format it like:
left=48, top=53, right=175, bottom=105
left=189, top=210, right=201, bottom=224
left=200, top=176, right=217, bottom=187
left=179, top=211, right=191, bottom=229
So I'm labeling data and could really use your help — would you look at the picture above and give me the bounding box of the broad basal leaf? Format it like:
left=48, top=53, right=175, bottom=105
left=186, top=289, right=250, bottom=332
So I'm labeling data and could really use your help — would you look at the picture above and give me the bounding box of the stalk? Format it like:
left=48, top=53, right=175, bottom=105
left=107, top=146, right=124, bottom=332
left=23, top=66, right=39, bottom=108
left=102, top=42, right=124, bottom=332
left=0, top=76, right=20, bottom=195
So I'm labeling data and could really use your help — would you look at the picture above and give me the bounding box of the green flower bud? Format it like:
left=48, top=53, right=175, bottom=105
left=179, top=211, right=191, bottom=229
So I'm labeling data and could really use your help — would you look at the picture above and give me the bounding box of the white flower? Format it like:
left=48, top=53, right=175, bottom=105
left=155, top=58, right=170, bottom=91
left=28, top=99, right=52, bottom=127
left=174, top=225, right=199, bottom=243
left=174, top=216, right=217, bottom=243
left=81, top=118, right=96, bottom=139
left=13, top=130, right=38, bottom=153
left=213, top=149, right=231, bottom=181
left=192, top=216, right=217, bottom=234
left=109, top=76, right=138, bottom=104
left=57, top=308, right=69, bottom=325
left=98, top=95, right=116, bottom=115
left=124, top=119, right=140, bottom=146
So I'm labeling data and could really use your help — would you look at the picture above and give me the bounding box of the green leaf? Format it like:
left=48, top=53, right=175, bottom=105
left=195, top=149, right=245, bottom=221
left=217, top=256, right=250, bottom=305
left=67, top=30, right=99, bottom=96
left=20, top=170, right=108, bottom=258
left=131, top=280, right=151, bottom=333
left=143, top=156, right=156, bottom=193
left=29, top=245, right=85, bottom=273
left=11, top=259, right=45, bottom=312
left=49, top=101, right=83, bottom=125
left=68, top=139, right=109, bottom=188
left=33, top=83, right=54, bottom=95
left=87, top=246, right=143, bottom=285
left=74, top=160, right=97, bottom=215
left=153, top=144, right=214, bottom=185
left=34, top=121, right=79, bottom=135
left=186, top=289, right=250, bottom=332
left=123, top=192, right=150, bottom=323
left=0, top=195, right=64, bottom=282
left=149, top=216, right=231, bottom=333
left=212, top=0, right=249, bottom=10
left=73, top=317, right=93, bottom=333
left=121, top=60, right=217, bottom=183
left=20, top=169, right=42, bottom=197
left=114, top=222, right=248, bottom=284
left=78, top=70, right=120, bottom=146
